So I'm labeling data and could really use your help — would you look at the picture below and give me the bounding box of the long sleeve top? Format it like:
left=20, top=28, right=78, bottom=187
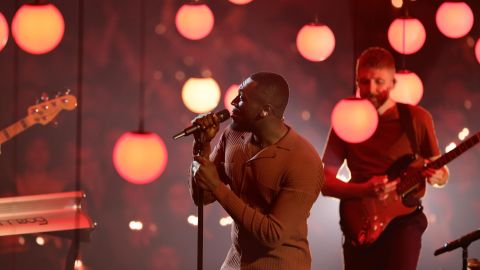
left=209, top=126, right=324, bottom=270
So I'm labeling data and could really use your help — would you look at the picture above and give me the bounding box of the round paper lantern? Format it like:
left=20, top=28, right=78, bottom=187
left=391, top=70, right=423, bottom=105
left=331, top=98, right=378, bottom=143
left=182, top=77, right=221, bottom=113
left=12, top=3, right=65, bottom=54
left=388, top=17, right=426, bottom=55
left=296, top=23, right=335, bottom=62
left=228, top=0, right=253, bottom=5
left=475, top=38, right=480, bottom=64
left=224, top=84, right=239, bottom=112
left=113, top=132, right=168, bottom=185
left=175, top=4, right=214, bottom=40
left=0, top=12, right=8, bottom=52
left=436, top=2, right=474, bottom=39
left=391, top=0, right=403, bottom=9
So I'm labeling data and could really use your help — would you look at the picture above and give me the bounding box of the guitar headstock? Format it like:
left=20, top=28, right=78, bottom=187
left=27, top=92, right=77, bottom=125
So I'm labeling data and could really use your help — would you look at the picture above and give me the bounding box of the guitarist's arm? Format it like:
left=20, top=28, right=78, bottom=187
left=418, top=108, right=449, bottom=188
left=323, top=166, right=397, bottom=200
left=322, top=128, right=397, bottom=200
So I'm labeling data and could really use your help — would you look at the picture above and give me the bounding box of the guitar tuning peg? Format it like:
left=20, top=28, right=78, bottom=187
left=35, top=98, right=40, bottom=105
left=40, top=92, right=49, bottom=101
left=55, top=91, right=62, bottom=98
left=65, top=89, right=71, bottom=95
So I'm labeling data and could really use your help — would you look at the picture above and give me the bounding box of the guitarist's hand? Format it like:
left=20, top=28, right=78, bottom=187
left=423, top=164, right=449, bottom=188
left=364, top=176, right=398, bottom=200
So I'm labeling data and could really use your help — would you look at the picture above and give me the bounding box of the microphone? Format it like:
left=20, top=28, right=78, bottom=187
left=434, top=229, right=480, bottom=256
left=172, top=109, right=231, bottom=140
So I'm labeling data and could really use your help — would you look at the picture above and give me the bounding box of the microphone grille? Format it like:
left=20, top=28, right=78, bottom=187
left=216, top=109, right=231, bottom=122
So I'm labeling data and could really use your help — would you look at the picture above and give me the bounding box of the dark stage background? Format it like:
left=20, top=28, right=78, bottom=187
left=0, top=0, right=479, bottom=269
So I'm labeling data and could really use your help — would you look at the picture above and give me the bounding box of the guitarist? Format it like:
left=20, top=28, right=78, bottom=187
left=322, top=47, right=449, bottom=270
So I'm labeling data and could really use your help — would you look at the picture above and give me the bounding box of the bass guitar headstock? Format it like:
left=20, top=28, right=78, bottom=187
left=27, top=91, right=77, bottom=125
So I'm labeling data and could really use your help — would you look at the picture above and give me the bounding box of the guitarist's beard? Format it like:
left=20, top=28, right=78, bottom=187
left=365, top=91, right=389, bottom=109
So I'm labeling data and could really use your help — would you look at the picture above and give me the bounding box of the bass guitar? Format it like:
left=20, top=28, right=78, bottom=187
left=0, top=93, right=77, bottom=144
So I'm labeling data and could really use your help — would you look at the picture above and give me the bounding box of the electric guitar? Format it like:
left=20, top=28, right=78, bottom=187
left=339, top=131, right=480, bottom=246
left=0, top=93, right=77, bottom=144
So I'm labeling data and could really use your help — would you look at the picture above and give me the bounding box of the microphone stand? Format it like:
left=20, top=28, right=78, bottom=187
left=194, top=147, right=204, bottom=270
left=434, top=229, right=480, bottom=270
left=462, top=247, right=468, bottom=270
left=197, top=189, right=204, bottom=270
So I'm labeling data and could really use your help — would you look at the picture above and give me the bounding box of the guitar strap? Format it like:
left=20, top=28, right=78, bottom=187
left=397, top=103, right=420, bottom=155
left=397, top=102, right=427, bottom=209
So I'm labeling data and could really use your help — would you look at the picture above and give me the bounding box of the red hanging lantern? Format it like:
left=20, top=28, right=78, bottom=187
left=296, top=23, right=335, bottom=62
left=113, top=132, right=168, bottom=185
left=228, top=0, right=253, bottom=5
left=331, top=98, right=378, bottom=143
left=175, top=3, right=214, bottom=40
left=391, top=70, right=423, bottom=105
left=0, top=12, right=8, bottom=52
left=388, top=17, right=426, bottom=55
left=11, top=3, right=65, bottom=54
left=475, top=38, right=480, bottom=64
left=182, top=77, right=221, bottom=113
left=436, top=2, right=474, bottom=39
left=224, top=84, right=239, bottom=113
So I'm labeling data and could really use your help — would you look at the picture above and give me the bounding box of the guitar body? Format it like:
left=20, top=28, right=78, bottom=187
left=339, top=130, right=480, bottom=246
left=339, top=154, right=426, bottom=246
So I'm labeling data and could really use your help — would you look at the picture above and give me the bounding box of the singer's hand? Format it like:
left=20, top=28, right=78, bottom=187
left=192, top=112, right=221, bottom=143
left=193, top=155, right=222, bottom=192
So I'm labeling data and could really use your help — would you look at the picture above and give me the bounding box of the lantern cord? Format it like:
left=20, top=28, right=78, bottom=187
left=68, top=0, right=85, bottom=269
left=400, top=0, right=409, bottom=70
left=138, top=0, right=146, bottom=132
left=11, top=0, right=19, bottom=265
left=351, top=0, right=358, bottom=95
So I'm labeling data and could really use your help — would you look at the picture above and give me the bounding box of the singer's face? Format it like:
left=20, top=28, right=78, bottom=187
left=357, top=67, right=395, bottom=109
left=230, top=78, right=263, bottom=132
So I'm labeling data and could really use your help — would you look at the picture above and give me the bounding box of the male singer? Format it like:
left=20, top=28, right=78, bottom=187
left=189, top=72, right=324, bottom=269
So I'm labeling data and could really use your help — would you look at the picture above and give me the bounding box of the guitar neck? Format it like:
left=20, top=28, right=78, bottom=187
left=0, top=117, right=34, bottom=144
left=428, top=132, right=480, bottom=169
left=398, top=132, right=480, bottom=195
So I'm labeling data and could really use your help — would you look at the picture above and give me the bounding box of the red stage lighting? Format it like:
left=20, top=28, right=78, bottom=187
left=388, top=17, right=426, bottom=55
left=475, top=38, right=480, bottom=64
left=331, top=98, right=378, bottom=143
left=228, top=0, right=253, bottom=5
left=175, top=3, right=214, bottom=40
left=113, top=132, right=168, bottom=185
left=0, top=12, right=8, bottom=52
left=296, top=23, right=335, bottom=62
left=11, top=3, right=65, bottom=54
left=391, top=70, right=423, bottom=105
left=182, top=77, right=221, bottom=113
left=224, top=84, right=239, bottom=113
left=436, top=2, right=474, bottom=39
